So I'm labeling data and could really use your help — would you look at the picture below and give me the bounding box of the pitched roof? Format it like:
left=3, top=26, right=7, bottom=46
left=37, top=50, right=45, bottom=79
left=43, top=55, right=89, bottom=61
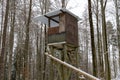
left=34, top=8, right=80, bottom=27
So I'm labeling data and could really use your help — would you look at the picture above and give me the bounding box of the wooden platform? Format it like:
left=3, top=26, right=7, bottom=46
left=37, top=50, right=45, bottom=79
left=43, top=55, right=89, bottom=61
left=48, top=41, right=66, bottom=49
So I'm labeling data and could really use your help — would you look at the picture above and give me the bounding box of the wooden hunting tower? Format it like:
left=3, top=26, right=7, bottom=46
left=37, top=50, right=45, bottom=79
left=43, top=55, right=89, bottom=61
left=35, top=8, right=79, bottom=49
left=34, top=9, right=80, bottom=80
left=34, top=9, right=99, bottom=80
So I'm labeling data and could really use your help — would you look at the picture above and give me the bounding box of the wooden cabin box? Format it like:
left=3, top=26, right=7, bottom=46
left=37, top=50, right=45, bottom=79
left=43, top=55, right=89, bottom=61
left=48, top=12, right=78, bottom=47
left=65, top=13, right=78, bottom=47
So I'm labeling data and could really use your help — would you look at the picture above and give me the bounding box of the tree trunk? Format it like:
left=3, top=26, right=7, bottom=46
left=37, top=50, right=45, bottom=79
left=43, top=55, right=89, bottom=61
left=94, top=0, right=104, bottom=78
left=36, top=26, right=42, bottom=80
left=8, top=0, right=16, bottom=80
left=0, top=0, right=10, bottom=79
left=43, top=0, right=50, bottom=80
left=100, top=0, right=111, bottom=79
left=23, top=0, right=32, bottom=80
left=0, top=0, right=4, bottom=49
left=62, top=0, right=65, bottom=8
left=114, top=0, right=120, bottom=69
left=112, top=46, right=117, bottom=78
left=88, top=0, right=98, bottom=77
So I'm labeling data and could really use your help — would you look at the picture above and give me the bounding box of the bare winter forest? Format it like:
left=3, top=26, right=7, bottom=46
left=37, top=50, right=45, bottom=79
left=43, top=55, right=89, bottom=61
left=0, top=0, right=120, bottom=80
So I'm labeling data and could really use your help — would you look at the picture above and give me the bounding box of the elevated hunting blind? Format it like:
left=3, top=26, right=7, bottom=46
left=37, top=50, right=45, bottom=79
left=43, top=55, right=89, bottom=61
left=35, top=8, right=79, bottom=49
left=34, top=9, right=100, bottom=80
left=34, top=9, right=81, bottom=80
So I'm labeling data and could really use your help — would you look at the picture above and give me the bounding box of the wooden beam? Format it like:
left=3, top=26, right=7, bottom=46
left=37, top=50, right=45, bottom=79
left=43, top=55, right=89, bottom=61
left=45, top=52, right=100, bottom=80
left=48, top=42, right=66, bottom=46
left=44, top=15, right=59, bottom=23
left=49, top=46, right=54, bottom=80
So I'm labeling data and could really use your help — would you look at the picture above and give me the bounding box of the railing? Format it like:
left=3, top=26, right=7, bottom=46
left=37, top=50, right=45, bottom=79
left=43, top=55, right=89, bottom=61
left=45, top=52, right=100, bottom=80
left=48, top=32, right=65, bottom=43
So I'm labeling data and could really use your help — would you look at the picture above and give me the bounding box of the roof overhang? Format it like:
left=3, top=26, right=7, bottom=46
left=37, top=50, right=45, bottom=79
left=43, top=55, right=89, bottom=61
left=34, top=8, right=80, bottom=27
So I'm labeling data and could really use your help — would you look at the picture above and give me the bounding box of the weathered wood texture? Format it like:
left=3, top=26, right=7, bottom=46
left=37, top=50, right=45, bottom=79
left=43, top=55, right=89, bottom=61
left=48, top=27, right=59, bottom=35
left=65, top=13, right=78, bottom=47
left=48, top=32, right=65, bottom=43
left=45, top=52, right=100, bottom=80
left=48, top=12, right=78, bottom=47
